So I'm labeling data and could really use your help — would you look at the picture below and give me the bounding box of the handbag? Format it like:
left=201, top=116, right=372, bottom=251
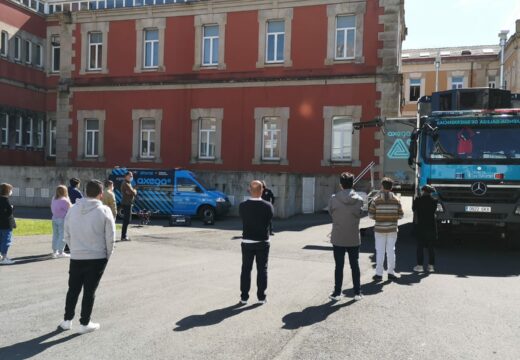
left=8, top=215, right=16, bottom=229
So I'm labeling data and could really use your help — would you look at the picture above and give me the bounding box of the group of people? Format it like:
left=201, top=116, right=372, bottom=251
left=0, top=171, right=437, bottom=333
left=239, top=173, right=437, bottom=304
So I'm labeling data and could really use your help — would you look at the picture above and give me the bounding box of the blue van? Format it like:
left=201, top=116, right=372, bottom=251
left=109, top=168, right=231, bottom=221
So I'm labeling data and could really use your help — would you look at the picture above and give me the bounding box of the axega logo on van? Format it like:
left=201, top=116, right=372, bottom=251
left=109, top=168, right=231, bottom=220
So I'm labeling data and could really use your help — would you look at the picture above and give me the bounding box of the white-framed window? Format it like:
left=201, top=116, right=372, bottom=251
left=198, top=117, right=216, bottom=159
left=202, top=25, right=219, bottom=66
left=0, top=114, right=8, bottom=145
left=140, top=119, right=156, bottom=158
left=88, top=32, right=103, bottom=70
left=14, top=36, right=21, bottom=61
left=335, top=15, right=356, bottom=60
left=49, top=120, right=56, bottom=156
left=15, top=116, right=22, bottom=146
left=35, top=44, right=43, bottom=67
left=35, top=118, right=44, bottom=148
left=409, top=78, right=421, bottom=101
left=51, top=35, right=60, bottom=72
left=143, top=29, right=159, bottom=68
left=23, top=118, right=33, bottom=146
left=452, top=76, right=464, bottom=89
left=331, top=116, right=353, bottom=161
left=0, top=31, right=8, bottom=57
left=266, top=20, right=285, bottom=63
left=84, top=119, right=99, bottom=157
left=488, top=75, right=496, bottom=89
left=24, top=40, right=32, bottom=64
left=262, top=116, right=281, bottom=160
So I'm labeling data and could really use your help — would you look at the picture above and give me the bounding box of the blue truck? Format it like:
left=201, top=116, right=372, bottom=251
left=409, top=88, right=520, bottom=239
left=108, top=167, right=231, bottom=222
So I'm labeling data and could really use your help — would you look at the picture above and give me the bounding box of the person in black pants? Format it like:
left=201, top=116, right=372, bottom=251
left=239, top=180, right=273, bottom=305
left=261, top=181, right=275, bottom=235
left=60, top=180, right=115, bottom=334
left=413, top=185, right=438, bottom=273
left=120, top=171, right=137, bottom=241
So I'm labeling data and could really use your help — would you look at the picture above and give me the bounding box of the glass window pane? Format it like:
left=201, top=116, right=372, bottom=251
left=204, top=25, right=219, bottom=37
left=203, top=38, right=211, bottom=64
left=276, top=34, right=284, bottom=61
left=144, top=42, right=151, bottom=67
left=86, top=119, right=99, bottom=130
left=153, top=43, right=158, bottom=66
left=267, top=20, right=284, bottom=33
left=142, top=119, right=155, bottom=129
left=212, top=38, right=219, bottom=64
left=267, top=34, right=275, bottom=61
left=145, top=29, right=158, bottom=41
left=346, top=29, right=355, bottom=58
left=97, top=46, right=102, bottom=69
left=337, top=15, right=355, bottom=29
left=90, top=32, right=102, bottom=43
left=336, top=30, right=345, bottom=58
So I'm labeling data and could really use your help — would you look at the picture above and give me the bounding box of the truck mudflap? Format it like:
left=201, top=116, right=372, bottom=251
left=437, top=202, right=520, bottom=225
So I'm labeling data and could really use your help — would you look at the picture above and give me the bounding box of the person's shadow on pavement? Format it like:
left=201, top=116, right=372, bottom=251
left=173, top=303, right=262, bottom=332
left=282, top=299, right=356, bottom=330
left=0, top=328, right=80, bottom=360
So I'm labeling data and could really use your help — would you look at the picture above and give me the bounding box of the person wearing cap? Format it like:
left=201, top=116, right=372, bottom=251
left=412, top=185, right=438, bottom=272
left=120, top=171, right=137, bottom=241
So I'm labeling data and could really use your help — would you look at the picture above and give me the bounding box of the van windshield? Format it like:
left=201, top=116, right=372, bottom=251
left=192, top=176, right=214, bottom=191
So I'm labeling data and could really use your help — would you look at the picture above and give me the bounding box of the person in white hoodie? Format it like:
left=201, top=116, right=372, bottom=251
left=59, top=180, right=115, bottom=334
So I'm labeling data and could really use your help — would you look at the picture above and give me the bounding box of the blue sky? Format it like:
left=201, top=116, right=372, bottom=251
left=403, top=0, right=520, bottom=49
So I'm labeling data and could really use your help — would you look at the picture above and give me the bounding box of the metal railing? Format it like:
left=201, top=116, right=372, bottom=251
left=354, top=161, right=376, bottom=189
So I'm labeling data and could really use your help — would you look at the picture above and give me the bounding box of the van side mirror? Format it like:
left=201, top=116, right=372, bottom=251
left=195, top=186, right=203, bottom=193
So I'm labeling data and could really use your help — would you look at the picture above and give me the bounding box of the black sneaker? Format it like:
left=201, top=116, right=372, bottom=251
left=388, top=274, right=399, bottom=281
left=121, top=238, right=131, bottom=241
left=372, top=274, right=383, bottom=282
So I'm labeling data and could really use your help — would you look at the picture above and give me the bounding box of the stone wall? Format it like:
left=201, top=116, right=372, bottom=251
left=0, top=166, right=373, bottom=218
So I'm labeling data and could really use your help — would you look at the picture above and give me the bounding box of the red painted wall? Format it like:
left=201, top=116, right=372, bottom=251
left=0, top=0, right=46, bottom=38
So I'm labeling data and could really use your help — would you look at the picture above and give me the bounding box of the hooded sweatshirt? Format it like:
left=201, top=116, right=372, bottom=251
left=328, top=189, right=364, bottom=247
left=64, top=198, right=115, bottom=260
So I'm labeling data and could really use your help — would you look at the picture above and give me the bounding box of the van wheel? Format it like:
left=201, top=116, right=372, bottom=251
left=199, top=205, right=215, bottom=225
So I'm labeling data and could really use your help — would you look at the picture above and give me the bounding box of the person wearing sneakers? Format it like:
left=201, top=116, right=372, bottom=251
left=328, top=172, right=364, bottom=301
left=51, top=185, right=72, bottom=259
left=0, top=183, right=16, bottom=265
left=239, top=180, right=274, bottom=305
left=59, top=180, right=115, bottom=334
left=412, top=185, right=438, bottom=273
left=368, top=177, right=404, bottom=282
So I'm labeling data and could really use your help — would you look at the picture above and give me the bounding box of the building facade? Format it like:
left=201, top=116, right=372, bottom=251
left=0, top=0, right=405, bottom=216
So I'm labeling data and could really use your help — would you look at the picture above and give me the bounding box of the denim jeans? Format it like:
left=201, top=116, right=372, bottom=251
left=52, top=218, right=66, bottom=252
left=333, top=245, right=361, bottom=295
left=0, top=229, right=13, bottom=256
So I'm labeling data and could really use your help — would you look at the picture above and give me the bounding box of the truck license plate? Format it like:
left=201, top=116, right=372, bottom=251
left=465, top=206, right=491, bottom=213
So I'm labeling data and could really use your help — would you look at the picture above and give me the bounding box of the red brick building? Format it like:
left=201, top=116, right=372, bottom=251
left=0, top=0, right=405, bottom=216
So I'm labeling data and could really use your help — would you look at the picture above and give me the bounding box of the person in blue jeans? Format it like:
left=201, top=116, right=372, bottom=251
left=51, top=185, right=72, bottom=258
left=0, top=183, right=16, bottom=265
left=328, top=172, right=364, bottom=301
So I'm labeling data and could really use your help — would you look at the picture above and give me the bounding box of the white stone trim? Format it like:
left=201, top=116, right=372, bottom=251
left=131, top=109, right=162, bottom=163
left=404, top=73, right=425, bottom=104
left=190, top=108, right=224, bottom=164
left=321, top=106, right=362, bottom=167
left=76, top=110, right=105, bottom=161
left=252, top=107, right=289, bottom=165
left=325, top=2, right=366, bottom=65
left=193, top=13, right=227, bottom=71
left=80, top=22, right=109, bottom=75
left=256, top=8, right=293, bottom=68
left=134, top=18, right=166, bottom=73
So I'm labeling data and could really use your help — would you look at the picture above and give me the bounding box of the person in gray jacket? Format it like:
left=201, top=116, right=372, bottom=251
left=59, top=180, right=115, bottom=334
left=328, top=172, right=364, bottom=301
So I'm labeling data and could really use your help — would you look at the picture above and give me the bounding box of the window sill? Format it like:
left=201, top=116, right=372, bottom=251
left=321, top=159, right=361, bottom=167
left=190, top=158, right=223, bottom=164
left=256, top=60, right=293, bottom=68
left=77, top=156, right=105, bottom=162
left=325, top=56, right=365, bottom=65
left=252, top=158, right=289, bottom=165
left=131, top=157, right=162, bottom=163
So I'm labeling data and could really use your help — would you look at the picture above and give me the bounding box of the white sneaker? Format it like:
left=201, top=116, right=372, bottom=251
left=354, top=294, right=364, bottom=301
left=0, top=257, right=15, bottom=265
left=59, top=320, right=72, bottom=330
left=413, top=265, right=424, bottom=272
left=52, top=252, right=59, bottom=259
left=258, top=299, right=268, bottom=305
left=78, top=322, right=100, bottom=334
left=239, top=299, right=247, bottom=305
left=428, top=265, right=435, bottom=272
left=58, top=252, right=70, bottom=258
left=328, top=293, right=341, bottom=301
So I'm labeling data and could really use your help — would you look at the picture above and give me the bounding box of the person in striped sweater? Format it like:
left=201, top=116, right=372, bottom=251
left=368, top=178, right=404, bottom=281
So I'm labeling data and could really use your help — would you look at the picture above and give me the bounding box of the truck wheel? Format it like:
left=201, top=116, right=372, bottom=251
left=199, top=205, right=215, bottom=225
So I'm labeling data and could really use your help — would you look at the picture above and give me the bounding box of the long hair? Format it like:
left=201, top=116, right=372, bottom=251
left=55, top=185, right=69, bottom=200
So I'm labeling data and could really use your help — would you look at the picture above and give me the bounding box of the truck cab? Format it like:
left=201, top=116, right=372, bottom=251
left=109, top=168, right=231, bottom=221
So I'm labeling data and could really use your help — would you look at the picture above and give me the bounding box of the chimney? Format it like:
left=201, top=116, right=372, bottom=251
left=517, top=19, right=520, bottom=34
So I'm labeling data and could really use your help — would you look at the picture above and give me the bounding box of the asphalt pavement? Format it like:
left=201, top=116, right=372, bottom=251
left=1, top=199, right=520, bottom=360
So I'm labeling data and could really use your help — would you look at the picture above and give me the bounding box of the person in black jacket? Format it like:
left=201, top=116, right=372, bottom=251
left=239, top=180, right=273, bottom=305
left=261, top=181, right=275, bottom=235
left=0, top=183, right=16, bottom=265
left=68, top=178, right=83, bottom=205
left=412, top=185, right=438, bottom=272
